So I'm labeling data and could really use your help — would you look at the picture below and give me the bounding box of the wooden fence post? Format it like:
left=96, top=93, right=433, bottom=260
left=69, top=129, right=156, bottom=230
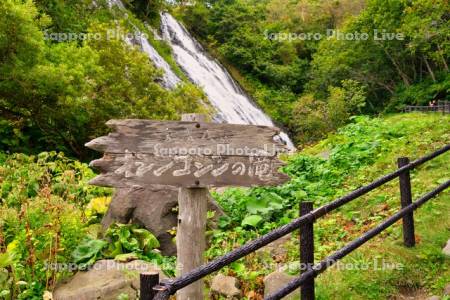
left=300, top=201, right=315, bottom=300
left=398, top=157, right=415, bottom=247
left=177, top=113, right=209, bottom=300
left=140, top=272, right=159, bottom=300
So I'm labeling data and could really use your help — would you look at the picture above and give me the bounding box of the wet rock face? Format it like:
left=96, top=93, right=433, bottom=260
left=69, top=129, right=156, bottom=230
left=53, top=260, right=165, bottom=300
left=102, top=186, right=224, bottom=256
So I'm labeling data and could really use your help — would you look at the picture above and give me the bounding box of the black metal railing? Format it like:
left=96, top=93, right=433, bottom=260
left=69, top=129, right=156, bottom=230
left=266, top=179, right=450, bottom=299
left=142, top=143, right=450, bottom=300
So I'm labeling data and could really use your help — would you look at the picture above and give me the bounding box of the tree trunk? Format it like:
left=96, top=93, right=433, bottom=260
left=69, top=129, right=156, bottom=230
left=423, top=56, right=436, bottom=82
left=437, top=44, right=449, bottom=72
left=381, top=47, right=411, bottom=86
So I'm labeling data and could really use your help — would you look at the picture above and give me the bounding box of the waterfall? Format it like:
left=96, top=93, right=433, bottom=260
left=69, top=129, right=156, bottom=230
left=107, top=0, right=295, bottom=148
left=136, top=35, right=181, bottom=88
left=108, top=0, right=181, bottom=88
left=160, top=13, right=295, bottom=149
left=107, top=0, right=124, bottom=9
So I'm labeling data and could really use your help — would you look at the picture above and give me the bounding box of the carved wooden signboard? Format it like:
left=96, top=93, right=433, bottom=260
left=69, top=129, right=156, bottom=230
left=86, top=119, right=289, bottom=188
left=87, top=115, right=291, bottom=300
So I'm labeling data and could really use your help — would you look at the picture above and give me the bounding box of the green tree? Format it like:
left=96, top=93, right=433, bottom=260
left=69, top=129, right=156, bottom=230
left=308, top=0, right=449, bottom=111
left=0, top=0, right=205, bottom=158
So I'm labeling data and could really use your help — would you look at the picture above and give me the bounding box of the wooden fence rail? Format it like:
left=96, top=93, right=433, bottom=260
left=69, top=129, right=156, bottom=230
left=143, top=143, right=450, bottom=300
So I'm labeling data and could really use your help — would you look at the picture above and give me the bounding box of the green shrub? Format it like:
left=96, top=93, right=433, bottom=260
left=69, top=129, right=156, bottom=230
left=210, top=113, right=450, bottom=259
left=0, top=151, right=110, bottom=299
left=0, top=0, right=207, bottom=159
left=386, top=72, right=450, bottom=112
left=292, top=80, right=367, bottom=143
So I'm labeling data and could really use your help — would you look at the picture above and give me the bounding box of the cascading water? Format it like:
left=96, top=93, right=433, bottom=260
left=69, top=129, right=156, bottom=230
left=135, top=35, right=181, bottom=88
left=107, top=0, right=124, bottom=9
left=160, top=13, right=295, bottom=149
left=107, top=0, right=295, bottom=148
left=109, top=0, right=181, bottom=88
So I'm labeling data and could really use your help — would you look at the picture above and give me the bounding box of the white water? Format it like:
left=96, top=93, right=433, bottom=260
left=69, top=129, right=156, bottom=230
left=137, top=35, right=181, bottom=88
left=107, top=0, right=124, bottom=9
left=109, top=0, right=181, bottom=88
left=160, top=13, right=294, bottom=148
left=108, top=1, right=295, bottom=148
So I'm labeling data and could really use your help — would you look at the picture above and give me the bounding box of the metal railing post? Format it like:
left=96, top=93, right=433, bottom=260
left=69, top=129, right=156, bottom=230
left=398, top=157, right=415, bottom=247
left=300, top=202, right=315, bottom=300
left=140, top=272, right=160, bottom=300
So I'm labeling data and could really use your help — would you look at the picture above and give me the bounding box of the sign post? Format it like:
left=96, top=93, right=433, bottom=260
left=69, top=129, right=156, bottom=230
left=86, top=114, right=289, bottom=300
left=176, top=113, right=208, bottom=300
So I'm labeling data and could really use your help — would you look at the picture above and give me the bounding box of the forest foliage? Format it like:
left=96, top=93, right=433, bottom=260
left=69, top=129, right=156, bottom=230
left=0, top=1, right=449, bottom=299
left=0, top=0, right=205, bottom=159
left=175, top=0, right=449, bottom=143
left=1, top=0, right=448, bottom=153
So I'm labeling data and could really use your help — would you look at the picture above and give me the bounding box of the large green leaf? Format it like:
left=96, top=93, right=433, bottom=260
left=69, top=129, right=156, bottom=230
left=105, top=224, right=160, bottom=256
left=245, top=198, right=271, bottom=214
left=0, top=253, right=12, bottom=269
left=241, top=215, right=263, bottom=228
left=132, top=228, right=160, bottom=255
left=72, top=238, right=108, bottom=267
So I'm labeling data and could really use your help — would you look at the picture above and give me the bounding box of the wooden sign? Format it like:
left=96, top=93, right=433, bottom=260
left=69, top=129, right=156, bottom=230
left=86, top=119, right=289, bottom=188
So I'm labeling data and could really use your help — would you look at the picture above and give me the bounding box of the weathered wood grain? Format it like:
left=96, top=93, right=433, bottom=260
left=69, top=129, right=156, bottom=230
left=86, top=118, right=290, bottom=188
left=176, top=113, right=208, bottom=300
left=89, top=153, right=288, bottom=188
left=85, top=119, right=287, bottom=156
left=176, top=187, right=208, bottom=300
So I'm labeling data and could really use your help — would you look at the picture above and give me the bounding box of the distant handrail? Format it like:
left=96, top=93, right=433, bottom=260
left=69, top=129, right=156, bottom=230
left=404, top=100, right=450, bottom=114
left=146, top=143, right=450, bottom=300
